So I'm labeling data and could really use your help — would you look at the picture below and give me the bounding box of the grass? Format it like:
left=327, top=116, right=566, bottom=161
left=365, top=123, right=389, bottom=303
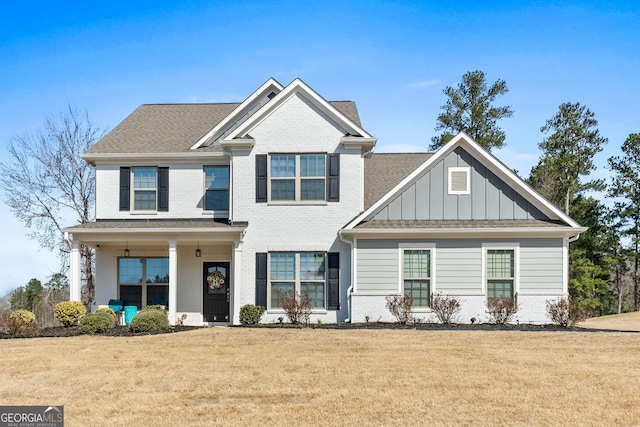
left=578, top=310, right=640, bottom=331
left=1, top=328, right=639, bottom=426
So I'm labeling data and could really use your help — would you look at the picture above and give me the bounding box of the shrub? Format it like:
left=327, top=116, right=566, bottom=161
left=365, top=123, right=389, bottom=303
left=54, top=301, right=86, bottom=327
left=486, top=297, right=519, bottom=325
left=239, top=304, right=265, bottom=325
left=129, top=309, right=170, bottom=333
left=385, top=294, right=414, bottom=325
left=7, top=310, right=36, bottom=334
left=430, top=293, right=462, bottom=325
left=95, top=307, right=117, bottom=320
left=277, top=290, right=312, bottom=325
left=546, top=296, right=585, bottom=327
left=142, top=304, right=167, bottom=313
left=78, top=312, right=115, bottom=334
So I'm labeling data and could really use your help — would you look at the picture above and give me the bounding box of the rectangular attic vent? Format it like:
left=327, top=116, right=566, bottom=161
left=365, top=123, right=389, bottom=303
left=448, top=167, right=470, bottom=195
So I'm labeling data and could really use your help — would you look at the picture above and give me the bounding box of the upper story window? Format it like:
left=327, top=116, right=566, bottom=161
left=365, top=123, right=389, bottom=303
left=255, top=154, right=339, bottom=203
left=270, top=154, right=326, bottom=201
left=204, top=166, right=230, bottom=211
left=133, top=167, right=157, bottom=210
left=119, top=166, right=169, bottom=212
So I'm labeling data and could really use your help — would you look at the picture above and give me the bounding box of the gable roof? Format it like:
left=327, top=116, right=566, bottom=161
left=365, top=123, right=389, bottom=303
left=83, top=82, right=363, bottom=157
left=364, top=153, right=433, bottom=210
left=345, top=132, right=586, bottom=235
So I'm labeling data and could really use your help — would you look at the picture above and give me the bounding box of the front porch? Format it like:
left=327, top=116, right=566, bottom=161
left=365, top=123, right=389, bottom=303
left=63, top=220, right=246, bottom=325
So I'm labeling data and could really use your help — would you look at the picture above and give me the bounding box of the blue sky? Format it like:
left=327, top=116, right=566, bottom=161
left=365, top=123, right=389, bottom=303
left=0, top=0, right=638, bottom=296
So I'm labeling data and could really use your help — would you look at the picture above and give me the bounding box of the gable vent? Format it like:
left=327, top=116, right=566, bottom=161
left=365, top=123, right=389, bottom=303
left=267, top=91, right=277, bottom=100
left=448, top=167, right=470, bottom=195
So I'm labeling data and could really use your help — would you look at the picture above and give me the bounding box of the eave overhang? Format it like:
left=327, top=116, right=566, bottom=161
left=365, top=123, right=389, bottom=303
left=80, top=151, right=227, bottom=166
left=340, top=136, right=377, bottom=155
left=339, top=226, right=588, bottom=240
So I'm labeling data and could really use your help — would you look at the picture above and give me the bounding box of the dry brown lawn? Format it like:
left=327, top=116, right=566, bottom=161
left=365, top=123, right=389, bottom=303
left=1, top=328, right=639, bottom=426
left=578, top=311, right=640, bottom=331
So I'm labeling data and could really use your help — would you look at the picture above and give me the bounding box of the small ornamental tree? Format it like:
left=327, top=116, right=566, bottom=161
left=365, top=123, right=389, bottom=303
left=486, top=298, right=519, bottom=325
left=277, top=290, right=312, bottom=325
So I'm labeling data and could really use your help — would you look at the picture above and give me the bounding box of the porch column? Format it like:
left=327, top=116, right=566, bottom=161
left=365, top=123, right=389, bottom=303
left=168, top=240, right=178, bottom=325
left=69, top=239, right=82, bottom=302
left=231, top=240, right=243, bottom=325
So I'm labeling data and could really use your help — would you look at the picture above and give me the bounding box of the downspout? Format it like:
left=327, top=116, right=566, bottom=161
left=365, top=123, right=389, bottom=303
left=339, top=231, right=354, bottom=323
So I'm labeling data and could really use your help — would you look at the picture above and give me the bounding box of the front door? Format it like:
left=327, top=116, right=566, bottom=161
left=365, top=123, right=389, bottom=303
left=203, top=262, right=230, bottom=322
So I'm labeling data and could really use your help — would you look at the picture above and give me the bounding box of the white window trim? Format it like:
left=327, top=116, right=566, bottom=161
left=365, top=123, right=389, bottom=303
left=481, top=243, right=519, bottom=300
left=398, top=243, right=436, bottom=308
left=202, top=165, right=230, bottom=216
left=132, top=166, right=158, bottom=213
left=267, top=252, right=327, bottom=311
left=268, top=153, right=327, bottom=203
left=448, top=166, right=471, bottom=195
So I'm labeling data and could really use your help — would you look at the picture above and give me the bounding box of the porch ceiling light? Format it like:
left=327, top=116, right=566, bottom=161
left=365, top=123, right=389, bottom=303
left=195, top=242, right=202, bottom=258
left=124, top=242, right=130, bottom=258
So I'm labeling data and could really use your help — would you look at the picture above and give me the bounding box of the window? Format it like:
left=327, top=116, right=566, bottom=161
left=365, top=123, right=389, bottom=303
left=133, top=167, right=157, bottom=210
left=448, top=167, right=470, bottom=195
left=118, top=257, right=169, bottom=309
left=403, top=249, right=431, bottom=307
left=270, top=154, right=326, bottom=201
left=486, top=249, right=515, bottom=300
left=204, top=166, right=229, bottom=211
left=268, top=252, right=326, bottom=309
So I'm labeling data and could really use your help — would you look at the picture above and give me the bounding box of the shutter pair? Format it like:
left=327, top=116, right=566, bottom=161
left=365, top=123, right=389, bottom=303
left=255, top=252, right=340, bottom=310
left=119, top=167, right=169, bottom=211
left=255, top=154, right=340, bottom=202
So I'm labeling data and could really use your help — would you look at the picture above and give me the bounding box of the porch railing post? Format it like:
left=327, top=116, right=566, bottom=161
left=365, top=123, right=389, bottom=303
left=168, top=240, right=178, bottom=325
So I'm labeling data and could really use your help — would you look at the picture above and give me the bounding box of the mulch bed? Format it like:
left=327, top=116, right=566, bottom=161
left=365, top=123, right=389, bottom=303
left=0, top=325, right=201, bottom=339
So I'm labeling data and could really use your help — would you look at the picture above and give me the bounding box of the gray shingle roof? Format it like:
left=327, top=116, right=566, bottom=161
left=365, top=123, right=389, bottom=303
left=364, top=153, right=433, bottom=210
left=86, top=101, right=362, bottom=154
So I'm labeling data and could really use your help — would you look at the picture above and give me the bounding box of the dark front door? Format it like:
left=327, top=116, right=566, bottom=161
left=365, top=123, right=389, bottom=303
left=203, top=262, right=230, bottom=322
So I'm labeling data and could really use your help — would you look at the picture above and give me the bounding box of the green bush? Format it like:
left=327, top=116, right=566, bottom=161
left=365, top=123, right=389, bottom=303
left=95, top=307, right=117, bottom=320
left=142, top=304, right=167, bottom=313
left=8, top=310, right=37, bottom=334
left=78, top=312, right=115, bottom=334
left=54, top=301, right=87, bottom=327
left=239, top=304, right=265, bottom=325
left=129, top=309, right=170, bottom=333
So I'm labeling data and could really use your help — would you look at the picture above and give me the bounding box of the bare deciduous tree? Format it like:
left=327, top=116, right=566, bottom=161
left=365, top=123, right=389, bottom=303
left=0, top=106, right=103, bottom=306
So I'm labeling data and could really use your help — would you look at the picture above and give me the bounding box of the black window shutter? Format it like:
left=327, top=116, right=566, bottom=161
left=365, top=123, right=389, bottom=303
left=119, top=167, right=131, bottom=211
left=327, top=252, right=340, bottom=310
left=327, top=154, right=340, bottom=202
left=256, top=252, right=268, bottom=308
left=256, top=154, right=268, bottom=203
left=157, top=167, right=169, bottom=212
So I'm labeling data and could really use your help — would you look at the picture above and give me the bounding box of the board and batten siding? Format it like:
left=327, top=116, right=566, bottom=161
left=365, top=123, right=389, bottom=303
left=355, top=238, right=565, bottom=295
left=373, top=146, right=547, bottom=221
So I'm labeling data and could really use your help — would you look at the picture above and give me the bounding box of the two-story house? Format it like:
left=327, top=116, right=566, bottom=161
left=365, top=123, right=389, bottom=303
left=63, top=78, right=585, bottom=325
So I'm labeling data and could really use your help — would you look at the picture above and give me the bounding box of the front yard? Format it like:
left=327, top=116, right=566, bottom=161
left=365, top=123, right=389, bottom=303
left=1, top=328, right=638, bottom=426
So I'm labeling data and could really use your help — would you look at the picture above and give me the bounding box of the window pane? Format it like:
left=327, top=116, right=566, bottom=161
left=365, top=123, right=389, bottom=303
left=301, top=282, right=325, bottom=308
left=301, top=179, right=325, bottom=200
left=271, top=180, right=295, bottom=200
left=147, top=285, right=169, bottom=309
left=488, top=280, right=514, bottom=299
left=134, top=190, right=156, bottom=210
left=205, top=189, right=229, bottom=210
left=271, top=282, right=295, bottom=308
left=300, top=253, right=325, bottom=280
left=404, top=250, right=430, bottom=278
left=120, top=285, right=142, bottom=309
left=271, top=155, right=296, bottom=177
left=487, top=250, right=514, bottom=278
left=205, top=166, right=229, bottom=189
left=133, top=168, right=157, bottom=189
left=146, top=258, right=169, bottom=283
left=119, top=258, right=143, bottom=284
left=300, top=155, right=325, bottom=177
left=405, top=279, right=430, bottom=307
left=270, top=253, right=295, bottom=280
